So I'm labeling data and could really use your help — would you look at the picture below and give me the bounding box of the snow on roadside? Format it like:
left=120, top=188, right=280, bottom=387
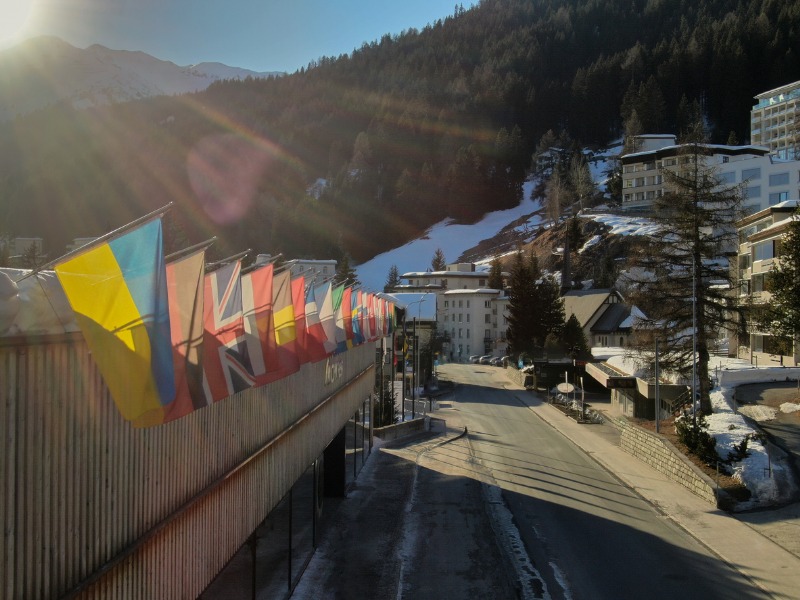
left=593, top=347, right=800, bottom=506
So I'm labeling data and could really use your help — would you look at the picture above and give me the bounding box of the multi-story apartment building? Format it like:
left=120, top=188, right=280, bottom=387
left=397, top=263, right=511, bottom=360
left=439, top=288, right=506, bottom=361
left=735, top=200, right=799, bottom=366
left=398, top=262, right=499, bottom=291
left=751, top=80, right=800, bottom=160
left=620, top=136, right=799, bottom=215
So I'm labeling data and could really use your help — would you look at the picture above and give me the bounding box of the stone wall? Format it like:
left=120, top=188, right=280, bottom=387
left=614, top=418, right=719, bottom=505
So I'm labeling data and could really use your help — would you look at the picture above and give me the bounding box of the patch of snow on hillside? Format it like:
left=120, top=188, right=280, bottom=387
left=586, top=213, right=661, bottom=237
left=781, top=402, right=800, bottom=414
left=579, top=234, right=601, bottom=254
left=356, top=178, right=543, bottom=291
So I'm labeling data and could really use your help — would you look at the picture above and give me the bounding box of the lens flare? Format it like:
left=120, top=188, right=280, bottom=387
left=187, top=133, right=274, bottom=226
left=0, top=0, right=34, bottom=47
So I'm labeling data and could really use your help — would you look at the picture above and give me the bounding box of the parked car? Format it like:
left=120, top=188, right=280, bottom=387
left=479, top=355, right=493, bottom=364
left=490, top=356, right=504, bottom=366
left=469, top=355, right=480, bottom=363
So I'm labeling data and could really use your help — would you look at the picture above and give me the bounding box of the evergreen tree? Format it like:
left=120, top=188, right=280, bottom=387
left=528, top=250, right=540, bottom=281
left=488, top=258, right=504, bottom=290
left=506, top=251, right=538, bottom=356
left=335, top=253, right=359, bottom=286
left=384, top=264, right=400, bottom=292
left=431, top=248, right=447, bottom=271
left=624, top=133, right=744, bottom=414
left=563, top=314, right=590, bottom=358
left=766, top=208, right=800, bottom=357
left=534, top=276, right=566, bottom=346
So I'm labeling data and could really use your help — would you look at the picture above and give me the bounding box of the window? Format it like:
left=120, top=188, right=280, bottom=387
left=742, top=167, right=761, bottom=181
left=444, top=300, right=449, bottom=308
left=752, top=273, right=769, bottom=293
left=466, top=300, right=470, bottom=308
left=458, top=314, right=462, bottom=322
left=485, top=301, right=491, bottom=308
left=769, top=192, right=789, bottom=205
left=722, top=156, right=729, bottom=163
left=753, top=241, right=774, bottom=261
left=769, top=172, right=789, bottom=186
left=466, top=314, right=470, bottom=322
left=485, top=329, right=491, bottom=337
left=466, top=329, right=470, bottom=338
left=718, top=171, right=735, bottom=184
left=459, top=300, right=463, bottom=308
left=745, top=185, right=761, bottom=200
left=458, top=328, right=462, bottom=338
left=738, top=254, right=751, bottom=270
left=485, top=314, right=491, bottom=323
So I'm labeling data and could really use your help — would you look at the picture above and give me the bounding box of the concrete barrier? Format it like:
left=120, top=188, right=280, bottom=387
left=374, top=417, right=427, bottom=441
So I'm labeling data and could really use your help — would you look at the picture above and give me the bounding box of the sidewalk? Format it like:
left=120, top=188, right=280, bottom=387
left=513, top=385, right=800, bottom=600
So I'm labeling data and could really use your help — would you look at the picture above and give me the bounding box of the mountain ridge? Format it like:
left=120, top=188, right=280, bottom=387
left=0, top=35, right=283, bottom=122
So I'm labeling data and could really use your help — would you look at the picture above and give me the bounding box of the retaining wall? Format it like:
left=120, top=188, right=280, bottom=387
left=374, top=417, right=427, bottom=441
left=613, top=418, right=719, bottom=505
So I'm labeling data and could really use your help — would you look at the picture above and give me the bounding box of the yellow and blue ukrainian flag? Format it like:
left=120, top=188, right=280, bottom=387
left=54, top=218, right=175, bottom=423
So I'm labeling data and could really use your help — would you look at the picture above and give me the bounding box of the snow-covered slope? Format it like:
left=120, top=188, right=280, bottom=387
left=356, top=179, right=545, bottom=291
left=0, top=36, right=282, bottom=121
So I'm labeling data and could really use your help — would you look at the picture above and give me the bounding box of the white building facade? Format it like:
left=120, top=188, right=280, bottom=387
left=735, top=201, right=800, bottom=366
left=751, top=80, right=800, bottom=160
left=620, top=137, right=799, bottom=215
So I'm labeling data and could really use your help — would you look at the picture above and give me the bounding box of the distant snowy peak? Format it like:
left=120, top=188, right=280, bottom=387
left=0, top=36, right=283, bottom=122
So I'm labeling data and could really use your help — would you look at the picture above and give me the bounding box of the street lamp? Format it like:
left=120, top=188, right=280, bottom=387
left=403, top=294, right=430, bottom=420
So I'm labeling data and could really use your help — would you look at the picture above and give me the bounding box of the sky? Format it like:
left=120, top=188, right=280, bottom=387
left=2, top=0, right=467, bottom=72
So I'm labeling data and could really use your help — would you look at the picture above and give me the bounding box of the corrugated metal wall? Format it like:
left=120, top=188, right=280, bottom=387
left=0, top=334, right=375, bottom=599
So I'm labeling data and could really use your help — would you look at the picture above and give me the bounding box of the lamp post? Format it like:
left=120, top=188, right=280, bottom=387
left=403, top=295, right=429, bottom=420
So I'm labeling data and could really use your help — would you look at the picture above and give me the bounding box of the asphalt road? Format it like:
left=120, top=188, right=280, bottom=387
left=438, top=363, right=767, bottom=600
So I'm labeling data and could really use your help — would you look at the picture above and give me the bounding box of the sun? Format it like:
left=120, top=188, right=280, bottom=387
left=0, top=0, right=34, bottom=47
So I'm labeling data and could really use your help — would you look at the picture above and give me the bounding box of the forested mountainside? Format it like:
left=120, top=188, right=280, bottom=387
left=1, top=0, right=797, bottom=264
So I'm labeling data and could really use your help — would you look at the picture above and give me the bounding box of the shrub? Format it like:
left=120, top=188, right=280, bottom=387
left=675, top=414, right=722, bottom=470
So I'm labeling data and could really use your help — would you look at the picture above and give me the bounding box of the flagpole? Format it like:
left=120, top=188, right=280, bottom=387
left=165, top=237, right=217, bottom=263
left=241, top=253, right=282, bottom=275
left=205, top=249, right=252, bottom=272
left=13, top=203, right=174, bottom=283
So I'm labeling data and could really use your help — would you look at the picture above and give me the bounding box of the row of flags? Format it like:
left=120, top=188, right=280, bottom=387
left=49, top=215, right=395, bottom=428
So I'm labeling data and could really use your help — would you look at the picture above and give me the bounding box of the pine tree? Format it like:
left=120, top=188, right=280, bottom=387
left=624, top=133, right=744, bottom=414
left=506, top=251, right=537, bottom=356
left=534, top=276, right=566, bottom=346
left=335, top=253, right=359, bottom=286
left=488, top=258, right=504, bottom=290
left=384, top=264, right=400, bottom=292
left=431, top=248, right=447, bottom=271
left=563, top=314, right=590, bottom=358
left=766, top=208, right=800, bottom=358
